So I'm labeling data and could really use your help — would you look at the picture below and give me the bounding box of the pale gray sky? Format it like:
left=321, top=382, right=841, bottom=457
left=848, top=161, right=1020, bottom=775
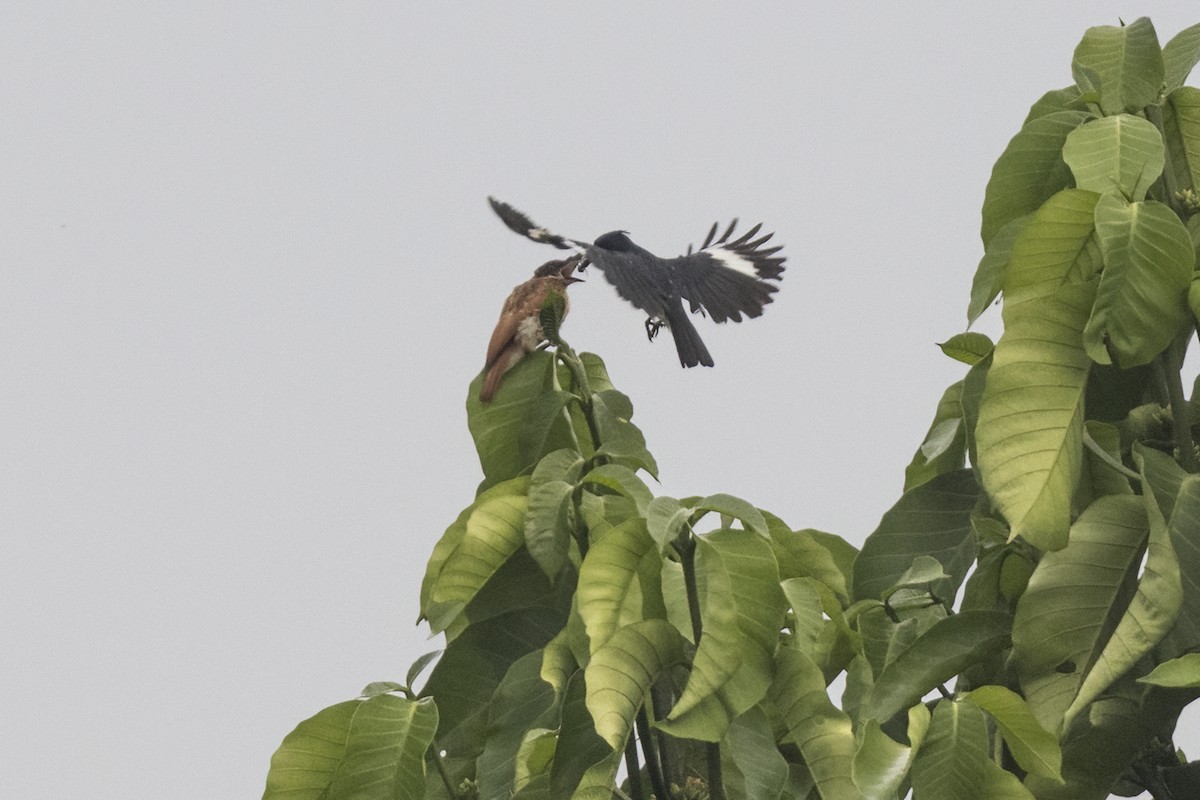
left=3, top=4, right=1198, bottom=798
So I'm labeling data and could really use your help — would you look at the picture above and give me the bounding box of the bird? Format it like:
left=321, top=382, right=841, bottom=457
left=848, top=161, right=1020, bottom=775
left=487, top=197, right=786, bottom=367
left=480, top=255, right=583, bottom=403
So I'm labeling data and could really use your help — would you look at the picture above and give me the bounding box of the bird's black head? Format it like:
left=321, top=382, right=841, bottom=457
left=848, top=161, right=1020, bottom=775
left=593, top=230, right=635, bottom=251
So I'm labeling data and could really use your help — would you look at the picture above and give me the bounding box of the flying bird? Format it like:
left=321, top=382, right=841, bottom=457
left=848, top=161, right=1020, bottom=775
left=487, top=197, right=786, bottom=367
left=480, top=255, right=583, bottom=403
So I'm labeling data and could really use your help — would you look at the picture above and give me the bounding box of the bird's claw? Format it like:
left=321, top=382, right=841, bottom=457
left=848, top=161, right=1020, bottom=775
left=644, top=317, right=665, bottom=341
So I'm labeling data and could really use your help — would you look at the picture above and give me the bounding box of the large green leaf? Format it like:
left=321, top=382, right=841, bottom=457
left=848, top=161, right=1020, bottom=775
left=969, top=214, right=1030, bottom=323
left=422, top=607, right=566, bottom=749
left=1164, top=87, right=1200, bottom=195
left=468, top=351, right=579, bottom=491
left=981, top=111, right=1090, bottom=246
left=1002, top=189, right=1100, bottom=305
left=424, top=485, right=528, bottom=634
left=475, top=651, right=557, bottom=800
left=1160, top=474, right=1200, bottom=659
left=768, top=512, right=851, bottom=603
left=525, top=450, right=584, bottom=580
left=549, top=670, right=616, bottom=799
left=591, top=390, right=658, bottom=478
left=1085, top=194, right=1195, bottom=367
left=1071, top=17, right=1163, bottom=115
left=1163, top=22, right=1200, bottom=93
left=584, top=619, right=685, bottom=750
left=659, top=530, right=783, bottom=740
left=853, top=468, right=980, bottom=603
left=576, top=517, right=657, bottom=653
left=263, top=694, right=439, bottom=800
left=862, top=611, right=1012, bottom=722
left=1025, top=86, right=1085, bottom=124
left=1139, top=652, right=1200, bottom=687
left=852, top=705, right=929, bottom=800
left=1010, top=495, right=1148, bottom=734
left=976, top=282, right=1095, bottom=551
left=1062, top=115, right=1163, bottom=200
left=961, top=685, right=1063, bottom=784
left=721, top=706, right=790, bottom=800
left=903, top=381, right=967, bottom=491
left=578, top=463, right=653, bottom=516
left=1062, top=461, right=1182, bottom=728
left=911, top=699, right=990, bottom=800
left=770, top=647, right=864, bottom=800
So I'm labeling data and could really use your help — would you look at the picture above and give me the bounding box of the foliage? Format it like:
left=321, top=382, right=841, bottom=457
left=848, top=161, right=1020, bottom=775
left=263, top=17, right=1200, bottom=800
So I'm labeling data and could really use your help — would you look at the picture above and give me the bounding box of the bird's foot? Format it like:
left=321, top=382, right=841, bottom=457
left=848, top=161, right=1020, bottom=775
left=644, top=317, right=665, bottom=341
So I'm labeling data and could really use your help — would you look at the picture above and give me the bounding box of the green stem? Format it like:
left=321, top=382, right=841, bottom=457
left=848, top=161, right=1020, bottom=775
left=1160, top=348, right=1197, bottom=472
left=673, top=529, right=725, bottom=800
left=1082, top=429, right=1142, bottom=482
left=635, top=708, right=668, bottom=800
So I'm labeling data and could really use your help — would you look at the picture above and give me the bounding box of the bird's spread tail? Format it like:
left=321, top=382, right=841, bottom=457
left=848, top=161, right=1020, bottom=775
left=665, top=302, right=714, bottom=368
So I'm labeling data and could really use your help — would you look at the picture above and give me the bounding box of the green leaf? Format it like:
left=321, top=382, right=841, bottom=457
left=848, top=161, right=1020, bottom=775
left=659, top=530, right=783, bottom=740
left=468, top=351, right=579, bottom=491
left=863, top=611, right=1013, bottom=722
left=688, top=493, right=770, bottom=538
left=1159, top=473, right=1200, bottom=660
left=904, top=380, right=966, bottom=491
left=422, top=606, right=566, bottom=748
left=405, top=651, right=442, bottom=691
left=549, top=670, right=615, bottom=799
left=1002, top=188, right=1101, bottom=306
left=1062, top=114, right=1164, bottom=200
left=981, top=111, right=1090, bottom=246
left=1163, top=22, right=1200, bottom=93
left=476, top=651, right=557, bottom=800
left=854, top=469, right=980, bottom=602
left=1010, top=495, right=1148, bottom=733
left=770, top=647, right=864, bottom=800
left=525, top=450, right=584, bottom=580
left=424, top=486, right=528, bottom=634
left=263, top=695, right=439, bottom=800
left=1138, top=652, right=1200, bottom=687
left=645, top=495, right=689, bottom=549
left=939, top=332, right=994, bottom=365
left=721, top=706, right=790, bottom=800
left=1081, top=420, right=1134, bottom=499
left=578, top=463, right=653, bottom=515
left=1086, top=194, right=1195, bottom=366
left=514, top=728, right=557, bottom=794
left=852, top=709, right=928, bottom=800
left=1025, top=86, right=1085, bottom=124
left=591, top=390, right=658, bottom=478
left=976, top=282, right=1095, bottom=551
left=1062, top=455, right=1183, bottom=727
left=911, top=699, right=989, bottom=800
left=1164, top=87, right=1200, bottom=195
left=768, top=512, right=851, bottom=603
left=983, top=760, right=1036, bottom=800
left=970, top=215, right=1030, bottom=324
left=576, top=518, right=657, bottom=653
left=1071, top=17, right=1164, bottom=115
left=584, top=619, right=685, bottom=749
left=961, top=685, right=1063, bottom=784
left=961, top=350, right=991, bottom=470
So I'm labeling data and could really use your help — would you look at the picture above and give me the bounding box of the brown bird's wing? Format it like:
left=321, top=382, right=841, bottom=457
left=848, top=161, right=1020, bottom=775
left=484, top=279, right=539, bottom=369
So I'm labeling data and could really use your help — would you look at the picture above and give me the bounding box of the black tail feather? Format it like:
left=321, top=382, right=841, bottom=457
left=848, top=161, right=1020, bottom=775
left=665, top=301, right=714, bottom=368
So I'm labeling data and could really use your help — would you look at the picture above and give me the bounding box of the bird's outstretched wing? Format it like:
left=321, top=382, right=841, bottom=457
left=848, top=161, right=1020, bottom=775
left=488, top=197, right=575, bottom=250
left=671, top=220, right=786, bottom=323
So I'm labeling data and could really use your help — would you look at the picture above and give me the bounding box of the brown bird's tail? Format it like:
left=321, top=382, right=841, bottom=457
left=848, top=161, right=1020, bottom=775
left=665, top=301, right=714, bottom=368
left=480, top=346, right=524, bottom=403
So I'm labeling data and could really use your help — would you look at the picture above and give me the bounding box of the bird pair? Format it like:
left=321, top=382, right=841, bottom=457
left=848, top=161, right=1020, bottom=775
left=480, top=197, right=787, bottom=403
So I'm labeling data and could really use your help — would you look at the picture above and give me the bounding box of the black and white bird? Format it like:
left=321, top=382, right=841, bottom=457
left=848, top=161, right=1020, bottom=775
left=487, top=197, right=786, bottom=368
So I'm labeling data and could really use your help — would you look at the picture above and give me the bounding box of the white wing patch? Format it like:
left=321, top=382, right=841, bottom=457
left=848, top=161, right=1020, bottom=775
left=708, top=247, right=760, bottom=278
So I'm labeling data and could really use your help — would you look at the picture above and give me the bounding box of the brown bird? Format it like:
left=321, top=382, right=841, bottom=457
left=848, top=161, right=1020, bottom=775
left=480, top=256, right=583, bottom=403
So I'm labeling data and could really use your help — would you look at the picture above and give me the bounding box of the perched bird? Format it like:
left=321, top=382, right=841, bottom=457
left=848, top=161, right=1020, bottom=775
left=480, top=255, right=583, bottom=403
left=488, top=197, right=786, bottom=367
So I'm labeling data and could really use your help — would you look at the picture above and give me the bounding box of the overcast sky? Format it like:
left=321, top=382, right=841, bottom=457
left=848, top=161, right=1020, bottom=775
left=4, top=4, right=1198, bottom=798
